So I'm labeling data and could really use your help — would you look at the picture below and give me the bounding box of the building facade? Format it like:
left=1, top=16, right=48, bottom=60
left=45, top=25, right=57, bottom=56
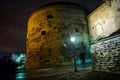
left=88, top=0, right=120, bottom=72
left=26, top=1, right=120, bottom=72
left=26, top=3, right=90, bottom=69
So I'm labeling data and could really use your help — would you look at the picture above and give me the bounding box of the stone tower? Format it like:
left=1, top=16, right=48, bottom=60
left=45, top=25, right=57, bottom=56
left=26, top=2, right=90, bottom=70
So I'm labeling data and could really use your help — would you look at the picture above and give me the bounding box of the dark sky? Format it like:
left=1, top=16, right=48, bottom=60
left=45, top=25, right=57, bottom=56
left=0, top=0, right=103, bottom=56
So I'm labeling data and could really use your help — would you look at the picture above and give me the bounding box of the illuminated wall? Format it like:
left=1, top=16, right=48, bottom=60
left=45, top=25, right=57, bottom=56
left=88, top=3, right=116, bottom=43
left=26, top=3, right=89, bottom=70
left=105, top=0, right=120, bottom=30
left=88, top=1, right=120, bottom=72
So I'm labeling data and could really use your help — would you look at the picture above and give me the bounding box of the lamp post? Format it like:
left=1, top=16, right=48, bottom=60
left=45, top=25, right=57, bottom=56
left=71, top=37, right=77, bottom=72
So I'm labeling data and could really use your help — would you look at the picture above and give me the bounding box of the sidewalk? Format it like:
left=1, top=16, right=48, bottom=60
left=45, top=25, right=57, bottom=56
left=26, top=64, right=92, bottom=79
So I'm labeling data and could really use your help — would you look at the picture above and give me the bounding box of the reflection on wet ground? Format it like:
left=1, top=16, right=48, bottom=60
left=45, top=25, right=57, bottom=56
left=0, top=60, right=92, bottom=80
left=0, top=72, right=26, bottom=80
left=15, top=72, right=26, bottom=80
left=0, top=65, right=91, bottom=80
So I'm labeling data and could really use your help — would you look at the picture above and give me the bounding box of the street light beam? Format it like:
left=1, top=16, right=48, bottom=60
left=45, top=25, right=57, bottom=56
left=71, top=37, right=75, bottom=42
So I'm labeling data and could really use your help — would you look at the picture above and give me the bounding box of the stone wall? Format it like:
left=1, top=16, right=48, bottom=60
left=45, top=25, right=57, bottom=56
left=88, top=3, right=116, bottom=43
left=88, top=2, right=120, bottom=73
left=26, top=3, right=89, bottom=70
left=91, top=34, right=120, bottom=72
left=104, top=0, right=120, bottom=34
left=111, top=0, right=120, bottom=30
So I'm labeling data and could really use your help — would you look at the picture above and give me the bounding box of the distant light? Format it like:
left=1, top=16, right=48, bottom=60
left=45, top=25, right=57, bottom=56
left=12, top=53, right=25, bottom=63
left=71, top=37, right=75, bottom=42
left=64, top=42, right=67, bottom=47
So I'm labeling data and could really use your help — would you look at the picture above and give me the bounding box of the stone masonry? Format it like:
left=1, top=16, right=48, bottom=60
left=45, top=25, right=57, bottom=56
left=91, top=35, right=120, bottom=72
left=26, top=1, right=120, bottom=72
left=88, top=1, right=120, bottom=72
left=26, top=3, right=90, bottom=70
left=88, top=3, right=116, bottom=43
left=105, top=0, right=120, bottom=30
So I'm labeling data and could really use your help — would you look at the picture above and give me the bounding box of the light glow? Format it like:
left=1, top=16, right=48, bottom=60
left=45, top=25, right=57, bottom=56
left=71, top=37, right=75, bottom=42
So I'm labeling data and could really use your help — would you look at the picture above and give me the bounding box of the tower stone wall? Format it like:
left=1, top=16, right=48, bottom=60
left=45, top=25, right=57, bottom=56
left=88, top=3, right=116, bottom=43
left=26, top=3, right=89, bottom=70
left=88, top=1, right=120, bottom=72
left=105, top=0, right=120, bottom=31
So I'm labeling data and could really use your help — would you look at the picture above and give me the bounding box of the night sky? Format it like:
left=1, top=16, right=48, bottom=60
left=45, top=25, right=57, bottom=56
left=0, top=0, right=103, bottom=56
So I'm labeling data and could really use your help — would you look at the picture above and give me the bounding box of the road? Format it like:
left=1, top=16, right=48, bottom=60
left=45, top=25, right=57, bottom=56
left=15, top=64, right=91, bottom=80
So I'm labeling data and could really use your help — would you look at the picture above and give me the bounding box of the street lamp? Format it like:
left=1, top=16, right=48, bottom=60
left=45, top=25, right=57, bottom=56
left=71, top=37, right=77, bottom=72
left=71, top=37, right=75, bottom=42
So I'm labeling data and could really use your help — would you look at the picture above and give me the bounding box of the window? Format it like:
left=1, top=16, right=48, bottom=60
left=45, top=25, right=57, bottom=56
left=75, top=28, right=81, bottom=33
left=75, top=28, right=78, bottom=32
left=47, top=14, right=54, bottom=19
left=44, top=60, right=50, bottom=62
left=41, top=30, right=46, bottom=35
left=39, top=57, right=42, bottom=60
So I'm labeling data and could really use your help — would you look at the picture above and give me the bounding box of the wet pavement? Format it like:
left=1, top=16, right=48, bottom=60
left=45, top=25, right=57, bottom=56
left=0, top=61, right=91, bottom=80
left=26, top=65, right=91, bottom=80
left=0, top=64, right=91, bottom=80
left=30, top=65, right=90, bottom=80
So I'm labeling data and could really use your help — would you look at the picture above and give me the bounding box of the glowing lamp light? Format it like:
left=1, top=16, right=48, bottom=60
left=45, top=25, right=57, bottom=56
left=71, top=37, right=75, bottom=42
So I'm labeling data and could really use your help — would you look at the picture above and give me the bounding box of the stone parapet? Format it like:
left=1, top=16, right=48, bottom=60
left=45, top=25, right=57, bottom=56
left=91, top=34, right=120, bottom=72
